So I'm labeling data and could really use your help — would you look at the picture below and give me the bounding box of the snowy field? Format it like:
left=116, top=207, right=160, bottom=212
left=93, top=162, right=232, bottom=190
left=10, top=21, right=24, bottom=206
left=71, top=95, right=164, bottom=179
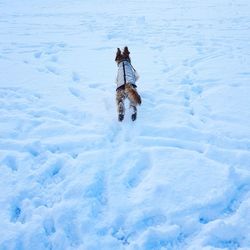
left=1, top=0, right=250, bottom=249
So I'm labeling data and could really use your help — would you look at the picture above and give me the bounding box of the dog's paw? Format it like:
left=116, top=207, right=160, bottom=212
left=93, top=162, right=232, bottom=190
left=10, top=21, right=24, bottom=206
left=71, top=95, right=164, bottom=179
left=131, top=113, right=137, bottom=121
left=118, top=114, right=124, bottom=122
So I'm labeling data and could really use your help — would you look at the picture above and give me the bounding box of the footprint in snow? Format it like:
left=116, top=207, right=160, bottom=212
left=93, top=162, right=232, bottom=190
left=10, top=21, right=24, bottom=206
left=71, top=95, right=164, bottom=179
left=37, top=159, right=64, bottom=186
left=43, top=217, right=56, bottom=236
left=72, top=71, right=80, bottom=82
left=181, top=76, right=193, bottom=85
left=34, top=51, right=42, bottom=59
left=84, top=172, right=107, bottom=217
left=10, top=205, right=22, bottom=223
left=191, top=85, right=203, bottom=95
left=50, top=55, right=58, bottom=62
left=2, top=155, right=18, bottom=171
left=124, top=152, right=151, bottom=189
left=45, top=65, right=60, bottom=75
left=68, top=87, right=85, bottom=100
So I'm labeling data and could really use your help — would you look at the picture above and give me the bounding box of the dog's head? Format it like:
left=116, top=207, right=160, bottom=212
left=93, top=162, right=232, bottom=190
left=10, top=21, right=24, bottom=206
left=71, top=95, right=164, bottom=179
left=115, top=47, right=131, bottom=65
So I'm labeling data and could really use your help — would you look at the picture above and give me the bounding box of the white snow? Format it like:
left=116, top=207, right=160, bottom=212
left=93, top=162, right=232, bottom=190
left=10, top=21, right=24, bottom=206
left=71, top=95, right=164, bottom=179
left=1, top=0, right=250, bottom=249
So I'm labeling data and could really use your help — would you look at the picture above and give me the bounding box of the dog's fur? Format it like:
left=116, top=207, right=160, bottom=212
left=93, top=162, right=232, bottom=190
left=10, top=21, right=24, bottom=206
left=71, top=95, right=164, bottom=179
left=115, top=47, right=141, bottom=107
left=124, top=83, right=141, bottom=105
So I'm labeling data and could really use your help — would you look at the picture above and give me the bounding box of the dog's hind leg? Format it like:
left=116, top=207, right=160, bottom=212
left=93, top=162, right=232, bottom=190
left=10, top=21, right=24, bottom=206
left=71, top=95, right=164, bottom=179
left=118, top=102, right=125, bottom=121
left=116, top=89, right=125, bottom=121
left=125, top=84, right=140, bottom=121
left=130, top=105, right=137, bottom=121
left=129, top=102, right=137, bottom=121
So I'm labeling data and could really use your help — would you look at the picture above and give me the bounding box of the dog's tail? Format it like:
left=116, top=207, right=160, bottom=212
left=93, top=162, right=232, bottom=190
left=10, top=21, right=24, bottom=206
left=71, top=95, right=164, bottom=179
left=125, top=84, right=142, bottom=105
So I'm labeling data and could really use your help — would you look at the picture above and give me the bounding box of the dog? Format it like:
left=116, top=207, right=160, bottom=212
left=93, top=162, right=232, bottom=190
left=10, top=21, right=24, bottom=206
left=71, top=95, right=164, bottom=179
left=115, top=47, right=141, bottom=121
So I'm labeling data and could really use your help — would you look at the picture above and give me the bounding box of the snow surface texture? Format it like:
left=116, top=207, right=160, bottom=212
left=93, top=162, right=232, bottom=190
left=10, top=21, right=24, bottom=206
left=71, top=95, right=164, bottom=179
left=1, top=0, right=250, bottom=249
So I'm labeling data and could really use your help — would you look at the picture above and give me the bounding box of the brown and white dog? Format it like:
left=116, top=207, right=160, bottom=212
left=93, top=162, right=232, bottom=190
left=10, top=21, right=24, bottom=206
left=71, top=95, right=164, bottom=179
left=115, top=47, right=141, bottom=121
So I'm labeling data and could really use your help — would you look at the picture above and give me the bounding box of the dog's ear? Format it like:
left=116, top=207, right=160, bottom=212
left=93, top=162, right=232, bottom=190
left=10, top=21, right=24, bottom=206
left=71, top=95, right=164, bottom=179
left=123, top=46, right=131, bottom=62
left=123, top=46, right=130, bottom=57
left=115, top=48, right=122, bottom=61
